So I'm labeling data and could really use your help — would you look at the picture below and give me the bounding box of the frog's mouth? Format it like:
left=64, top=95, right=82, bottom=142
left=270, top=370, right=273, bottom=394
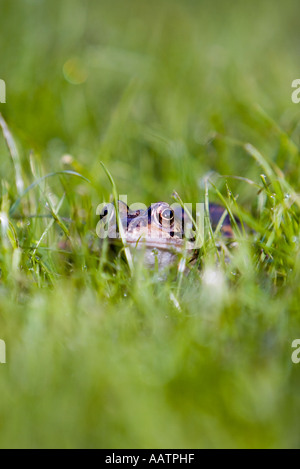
left=125, top=236, right=195, bottom=252
left=107, top=230, right=197, bottom=252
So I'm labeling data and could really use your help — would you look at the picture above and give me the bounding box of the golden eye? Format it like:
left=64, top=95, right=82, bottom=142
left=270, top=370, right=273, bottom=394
left=159, top=208, right=175, bottom=225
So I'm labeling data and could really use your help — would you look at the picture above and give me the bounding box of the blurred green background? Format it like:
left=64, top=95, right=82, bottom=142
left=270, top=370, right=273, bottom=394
left=1, top=0, right=300, bottom=204
left=0, top=0, right=300, bottom=449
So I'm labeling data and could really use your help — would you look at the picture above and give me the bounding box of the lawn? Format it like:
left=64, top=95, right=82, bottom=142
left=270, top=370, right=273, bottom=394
left=0, top=0, right=300, bottom=449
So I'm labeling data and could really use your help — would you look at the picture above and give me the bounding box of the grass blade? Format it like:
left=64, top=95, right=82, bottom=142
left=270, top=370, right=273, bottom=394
left=0, top=113, right=24, bottom=195
left=100, top=162, right=134, bottom=274
left=9, top=170, right=90, bottom=216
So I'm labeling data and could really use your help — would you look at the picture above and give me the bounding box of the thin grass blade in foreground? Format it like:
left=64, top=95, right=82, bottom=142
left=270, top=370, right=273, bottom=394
left=31, top=194, right=66, bottom=259
left=0, top=113, right=24, bottom=195
left=9, top=171, right=90, bottom=216
left=100, top=161, right=134, bottom=274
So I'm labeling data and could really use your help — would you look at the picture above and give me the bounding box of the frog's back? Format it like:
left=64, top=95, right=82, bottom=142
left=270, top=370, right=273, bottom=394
left=209, top=203, right=235, bottom=238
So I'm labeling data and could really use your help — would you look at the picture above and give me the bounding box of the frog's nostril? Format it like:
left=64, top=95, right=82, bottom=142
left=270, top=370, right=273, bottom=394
left=99, top=208, right=108, bottom=220
left=128, top=210, right=141, bottom=218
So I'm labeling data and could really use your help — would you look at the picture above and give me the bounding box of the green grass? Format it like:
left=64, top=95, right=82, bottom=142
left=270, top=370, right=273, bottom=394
left=1, top=0, right=300, bottom=449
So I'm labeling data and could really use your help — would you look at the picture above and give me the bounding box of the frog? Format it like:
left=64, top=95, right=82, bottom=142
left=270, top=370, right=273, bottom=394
left=98, top=200, right=234, bottom=270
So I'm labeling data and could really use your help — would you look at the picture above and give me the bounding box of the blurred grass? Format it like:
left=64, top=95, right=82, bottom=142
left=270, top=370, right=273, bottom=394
left=0, top=0, right=300, bottom=448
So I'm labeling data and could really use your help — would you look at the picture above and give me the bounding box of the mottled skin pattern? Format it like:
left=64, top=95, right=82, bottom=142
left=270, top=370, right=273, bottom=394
left=99, top=201, right=234, bottom=269
left=208, top=204, right=234, bottom=238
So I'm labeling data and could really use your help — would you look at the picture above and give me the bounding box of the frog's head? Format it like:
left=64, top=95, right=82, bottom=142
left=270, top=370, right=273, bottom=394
left=98, top=201, right=194, bottom=269
left=98, top=200, right=234, bottom=270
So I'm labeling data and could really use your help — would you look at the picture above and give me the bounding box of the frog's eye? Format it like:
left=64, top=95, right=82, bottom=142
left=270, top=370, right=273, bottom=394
left=159, top=208, right=175, bottom=225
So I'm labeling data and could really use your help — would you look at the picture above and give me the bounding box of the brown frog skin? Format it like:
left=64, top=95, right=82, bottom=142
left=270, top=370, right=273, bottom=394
left=98, top=200, right=234, bottom=270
